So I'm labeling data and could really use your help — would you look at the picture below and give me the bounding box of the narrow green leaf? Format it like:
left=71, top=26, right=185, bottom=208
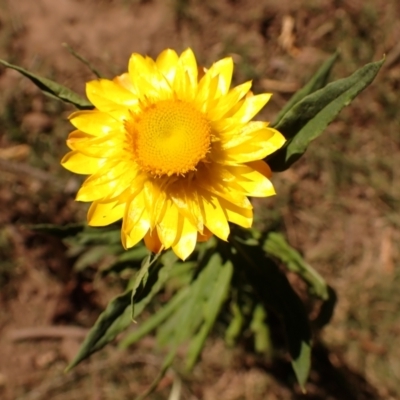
left=232, top=237, right=311, bottom=390
left=0, top=59, right=93, bottom=109
left=186, top=259, right=233, bottom=370
left=267, top=58, right=385, bottom=172
left=273, top=52, right=339, bottom=126
left=131, top=251, right=178, bottom=319
left=152, top=251, right=224, bottom=385
left=292, top=341, right=311, bottom=391
left=66, top=252, right=161, bottom=371
left=74, top=226, right=122, bottom=245
left=156, top=251, right=221, bottom=349
left=250, top=304, right=272, bottom=354
left=73, top=245, right=110, bottom=271
left=27, top=223, right=84, bottom=238
left=224, top=301, right=244, bottom=347
left=100, top=246, right=148, bottom=277
left=119, top=287, right=190, bottom=348
left=65, top=289, right=132, bottom=371
left=264, top=232, right=328, bottom=300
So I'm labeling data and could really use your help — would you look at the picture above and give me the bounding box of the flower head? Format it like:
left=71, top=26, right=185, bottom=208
left=62, top=48, right=285, bottom=260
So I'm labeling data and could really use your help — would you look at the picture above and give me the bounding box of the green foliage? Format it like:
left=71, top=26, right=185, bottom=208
left=231, top=234, right=312, bottom=390
left=66, top=252, right=162, bottom=370
left=27, top=222, right=85, bottom=237
left=0, top=59, right=93, bottom=110
left=250, top=304, right=272, bottom=355
left=21, top=52, right=383, bottom=397
left=264, top=232, right=329, bottom=300
left=268, top=58, right=385, bottom=172
left=185, top=256, right=233, bottom=370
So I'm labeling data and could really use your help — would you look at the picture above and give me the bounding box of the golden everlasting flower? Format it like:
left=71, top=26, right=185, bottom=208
left=62, top=48, right=285, bottom=260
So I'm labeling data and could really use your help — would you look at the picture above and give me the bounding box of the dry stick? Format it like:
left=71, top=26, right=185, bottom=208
left=8, top=326, right=89, bottom=342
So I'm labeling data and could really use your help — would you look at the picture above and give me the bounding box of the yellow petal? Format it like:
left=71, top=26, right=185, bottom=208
left=156, top=49, right=179, bottom=84
left=143, top=181, right=168, bottom=229
left=179, top=48, right=198, bottom=88
left=157, top=200, right=179, bottom=248
left=66, top=130, right=92, bottom=150
left=227, top=165, right=275, bottom=197
left=195, top=74, right=220, bottom=112
left=219, top=197, right=253, bottom=228
left=76, top=163, right=136, bottom=202
left=207, top=57, right=234, bottom=96
left=127, top=53, right=173, bottom=101
left=70, top=133, right=126, bottom=159
left=207, top=81, right=252, bottom=121
left=231, top=93, right=272, bottom=123
left=199, top=190, right=230, bottom=241
left=212, top=94, right=271, bottom=133
left=224, top=127, right=286, bottom=163
left=170, top=188, right=204, bottom=232
left=172, top=62, right=188, bottom=100
left=114, top=73, right=137, bottom=94
left=246, top=160, right=272, bottom=178
left=61, top=151, right=105, bottom=174
left=86, top=79, right=138, bottom=112
left=129, top=53, right=152, bottom=78
left=69, top=110, right=121, bottom=136
left=122, top=208, right=150, bottom=249
left=87, top=200, right=125, bottom=226
left=83, top=160, right=133, bottom=187
left=172, top=215, right=197, bottom=260
left=219, top=122, right=268, bottom=149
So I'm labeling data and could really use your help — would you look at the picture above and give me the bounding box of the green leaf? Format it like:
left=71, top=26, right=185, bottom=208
left=134, top=249, right=223, bottom=399
left=264, top=232, right=328, bottom=300
left=65, top=290, right=132, bottom=371
left=224, top=301, right=245, bottom=347
left=73, top=245, right=111, bottom=271
left=273, top=52, right=339, bottom=126
left=101, top=245, right=149, bottom=276
left=66, top=252, right=161, bottom=371
left=130, top=251, right=178, bottom=319
left=264, top=233, right=337, bottom=329
left=185, top=258, right=233, bottom=370
left=250, top=304, right=272, bottom=354
left=267, top=58, right=385, bottom=172
left=119, top=287, right=190, bottom=348
left=232, top=237, right=311, bottom=390
left=156, top=251, right=221, bottom=349
left=73, top=226, right=122, bottom=245
left=27, top=223, right=84, bottom=238
left=0, top=59, right=93, bottom=110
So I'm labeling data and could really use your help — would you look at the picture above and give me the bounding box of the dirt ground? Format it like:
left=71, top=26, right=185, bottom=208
left=1, top=0, right=400, bottom=399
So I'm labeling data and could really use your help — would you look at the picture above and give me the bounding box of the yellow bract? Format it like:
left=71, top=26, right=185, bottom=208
left=62, top=48, right=286, bottom=260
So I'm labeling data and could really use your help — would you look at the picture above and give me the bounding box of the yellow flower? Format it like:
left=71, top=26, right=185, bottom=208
left=62, top=48, right=285, bottom=260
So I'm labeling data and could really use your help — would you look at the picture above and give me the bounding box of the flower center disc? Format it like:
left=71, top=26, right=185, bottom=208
left=132, top=100, right=211, bottom=176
